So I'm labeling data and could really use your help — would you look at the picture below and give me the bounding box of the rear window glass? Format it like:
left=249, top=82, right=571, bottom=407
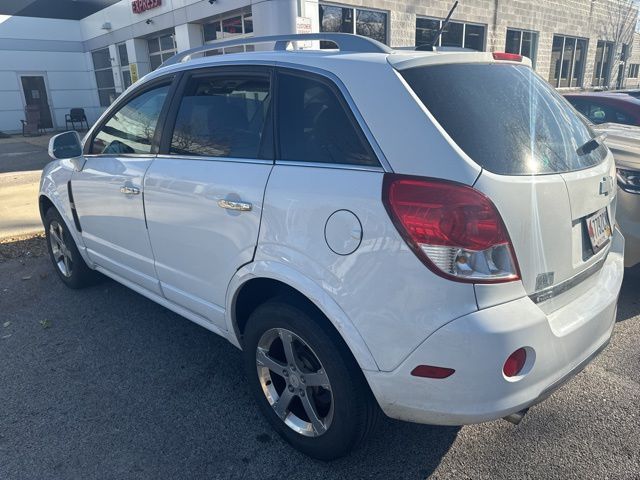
left=401, top=64, right=607, bottom=175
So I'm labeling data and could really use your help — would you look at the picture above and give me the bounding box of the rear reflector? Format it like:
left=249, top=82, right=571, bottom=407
left=382, top=174, right=520, bottom=283
left=411, top=365, right=455, bottom=379
left=503, top=348, right=527, bottom=377
left=492, top=52, right=523, bottom=62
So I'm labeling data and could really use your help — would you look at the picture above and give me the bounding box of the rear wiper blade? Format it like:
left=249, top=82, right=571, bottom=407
left=576, top=133, right=607, bottom=156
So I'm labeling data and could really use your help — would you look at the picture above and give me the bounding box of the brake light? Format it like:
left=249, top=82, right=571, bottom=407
left=382, top=174, right=520, bottom=283
left=492, top=52, right=522, bottom=62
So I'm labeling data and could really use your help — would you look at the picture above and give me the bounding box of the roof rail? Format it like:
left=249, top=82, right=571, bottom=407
left=160, top=33, right=392, bottom=67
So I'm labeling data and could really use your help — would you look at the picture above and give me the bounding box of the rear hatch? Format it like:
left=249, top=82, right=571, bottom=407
left=398, top=60, right=615, bottom=306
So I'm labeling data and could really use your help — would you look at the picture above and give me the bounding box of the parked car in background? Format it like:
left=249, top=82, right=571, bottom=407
left=592, top=122, right=640, bottom=267
left=564, top=92, right=640, bottom=127
left=39, top=34, right=624, bottom=459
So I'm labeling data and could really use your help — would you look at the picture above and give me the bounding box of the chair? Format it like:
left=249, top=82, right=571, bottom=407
left=65, top=108, right=89, bottom=131
left=20, top=105, right=44, bottom=136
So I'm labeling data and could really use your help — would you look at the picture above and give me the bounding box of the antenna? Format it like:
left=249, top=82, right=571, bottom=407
left=416, top=1, right=459, bottom=51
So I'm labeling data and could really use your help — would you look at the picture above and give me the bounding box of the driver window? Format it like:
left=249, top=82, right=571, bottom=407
left=91, top=83, right=170, bottom=154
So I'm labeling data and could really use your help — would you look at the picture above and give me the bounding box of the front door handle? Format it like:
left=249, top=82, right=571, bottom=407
left=217, top=199, right=252, bottom=211
left=120, top=185, right=140, bottom=195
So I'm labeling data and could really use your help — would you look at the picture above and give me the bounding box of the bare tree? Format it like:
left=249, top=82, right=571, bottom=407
left=600, top=0, right=638, bottom=89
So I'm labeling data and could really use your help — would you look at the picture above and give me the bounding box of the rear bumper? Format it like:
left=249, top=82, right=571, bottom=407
left=365, top=227, right=624, bottom=426
left=617, top=187, right=640, bottom=267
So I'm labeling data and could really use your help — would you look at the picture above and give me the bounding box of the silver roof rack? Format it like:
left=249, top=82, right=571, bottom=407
left=161, top=33, right=392, bottom=68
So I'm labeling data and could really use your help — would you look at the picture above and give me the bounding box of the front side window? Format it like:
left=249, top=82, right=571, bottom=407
left=415, top=18, right=485, bottom=51
left=91, top=83, right=170, bottom=154
left=319, top=4, right=387, bottom=45
left=169, top=74, right=271, bottom=159
left=277, top=71, right=378, bottom=166
left=505, top=29, right=538, bottom=67
left=402, top=64, right=606, bottom=175
left=548, top=35, right=587, bottom=88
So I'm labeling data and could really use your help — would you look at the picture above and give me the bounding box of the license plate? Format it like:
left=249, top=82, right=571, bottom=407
left=586, top=208, right=612, bottom=253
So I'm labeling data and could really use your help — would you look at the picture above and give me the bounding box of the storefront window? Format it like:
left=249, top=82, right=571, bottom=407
left=117, top=43, right=132, bottom=90
left=505, top=29, right=538, bottom=66
left=91, top=48, right=116, bottom=107
left=203, top=12, right=254, bottom=54
left=147, top=31, right=176, bottom=71
left=593, top=40, right=614, bottom=87
left=548, top=35, right=587, bottom=88
left=319, top=4, right=388, bottom=46
left=415, top=18, right=485, bottom=51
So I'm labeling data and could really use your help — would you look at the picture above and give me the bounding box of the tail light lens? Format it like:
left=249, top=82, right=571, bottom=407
left=382, top=174, right=520, bottom=283
left=492, top=52, right=523, bottom=62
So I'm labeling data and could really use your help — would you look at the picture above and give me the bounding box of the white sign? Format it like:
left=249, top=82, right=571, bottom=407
left=295, top=17, right=313, bottom=49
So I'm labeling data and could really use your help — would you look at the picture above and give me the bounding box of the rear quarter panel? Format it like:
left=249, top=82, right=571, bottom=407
left=254, top=165, right=478, bottom=372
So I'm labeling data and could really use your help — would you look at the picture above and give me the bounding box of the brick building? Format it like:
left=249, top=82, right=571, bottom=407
left=0, top=0, right=638, bottom=133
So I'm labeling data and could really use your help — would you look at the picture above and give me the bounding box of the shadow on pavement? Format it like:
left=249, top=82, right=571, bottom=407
left=0, top=239, right=459, bottom=480
left=617, top=266, right=640, bottom=322
left=0, top=139, right=51, bottom=174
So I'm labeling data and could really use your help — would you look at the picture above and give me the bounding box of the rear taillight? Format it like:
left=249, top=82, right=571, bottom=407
left=382, top=174, right=520, bottom=283
left=492, top=52, right=523, bottom=62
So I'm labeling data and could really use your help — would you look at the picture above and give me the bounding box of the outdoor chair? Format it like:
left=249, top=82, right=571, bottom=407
left=65, top=108, right=89, bottom=131
left=20, top=105, right=44, bottom=136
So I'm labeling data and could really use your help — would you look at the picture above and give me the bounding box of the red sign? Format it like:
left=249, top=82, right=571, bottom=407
left=132, top=0, right=161, bottom=14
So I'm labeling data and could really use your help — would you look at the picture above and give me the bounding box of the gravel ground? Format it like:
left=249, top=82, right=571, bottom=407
left=0, top=235, right=639, bottom=480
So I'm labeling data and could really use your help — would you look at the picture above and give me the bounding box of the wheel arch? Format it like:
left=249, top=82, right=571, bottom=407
left=226, top=262, right=380, bottom=372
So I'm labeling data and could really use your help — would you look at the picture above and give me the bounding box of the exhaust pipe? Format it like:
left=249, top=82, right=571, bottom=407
left=503, top=408, right=529, bottom=425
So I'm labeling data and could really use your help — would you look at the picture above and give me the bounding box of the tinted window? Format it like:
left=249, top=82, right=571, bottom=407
left=92, top=83, right=170, bottom=154
left=277, top=72, right=378, bottom=166
left=401, top=64, right=606, bottom=175
left=170, top=75, right=271, bottom=159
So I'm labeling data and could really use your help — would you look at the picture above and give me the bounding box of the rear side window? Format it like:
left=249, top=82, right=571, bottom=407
left=170, top=74, right=272, bottom=159
left=91, top=83, right=170, bottom=154
left=401, top=64, right=607, bottom=175
left=277, top=71, right=379, bottom=167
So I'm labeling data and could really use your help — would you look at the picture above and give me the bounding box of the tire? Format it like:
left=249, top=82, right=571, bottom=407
left=243, top=298, right=380, bottom=460
left=44, top=207, right=101, bottom=289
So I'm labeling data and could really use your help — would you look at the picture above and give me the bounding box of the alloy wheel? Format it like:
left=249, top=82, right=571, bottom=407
left=256, top=327, right=334, bottom=437
left=49, top=220, right=73, bottom=278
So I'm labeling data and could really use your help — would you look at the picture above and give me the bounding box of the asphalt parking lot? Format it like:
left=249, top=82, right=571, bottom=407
left=1, top=236, right=639, bottom=480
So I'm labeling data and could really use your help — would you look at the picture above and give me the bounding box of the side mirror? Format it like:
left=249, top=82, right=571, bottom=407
left=48, top=131, right=82, bottom=160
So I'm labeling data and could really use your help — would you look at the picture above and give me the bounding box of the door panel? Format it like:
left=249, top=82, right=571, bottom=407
left=143, top=68, right=273, bottom=328
left=72, top=156, right=160, bottom=293
left=72, top=80, right=173, bottom=293
left=144, top=158, right=272, bottom=325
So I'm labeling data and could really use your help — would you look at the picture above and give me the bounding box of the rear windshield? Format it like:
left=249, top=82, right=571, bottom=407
left=401, top=64, right=607, bottom=175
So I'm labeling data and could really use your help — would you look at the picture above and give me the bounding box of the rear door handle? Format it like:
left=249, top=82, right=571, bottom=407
left=120, top=185, right=140, bottom=195
left=217, top=199, right=252, bottom=211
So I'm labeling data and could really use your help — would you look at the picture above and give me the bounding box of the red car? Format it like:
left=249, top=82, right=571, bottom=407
left=563, top=92, right=640, bottom=126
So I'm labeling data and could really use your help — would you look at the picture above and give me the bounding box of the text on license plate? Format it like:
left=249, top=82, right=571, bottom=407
left=586, top=207, right=612, bottom=253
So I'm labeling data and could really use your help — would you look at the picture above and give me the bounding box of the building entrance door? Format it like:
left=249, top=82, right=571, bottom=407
left=21, top=76, right=53, bottom=129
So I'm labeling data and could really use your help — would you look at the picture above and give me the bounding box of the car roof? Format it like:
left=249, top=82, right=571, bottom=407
left=142, top=47, right=531, bottom=85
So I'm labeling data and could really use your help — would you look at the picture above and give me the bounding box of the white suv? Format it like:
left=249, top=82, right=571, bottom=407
left=40, top=34, right=624, bottom=459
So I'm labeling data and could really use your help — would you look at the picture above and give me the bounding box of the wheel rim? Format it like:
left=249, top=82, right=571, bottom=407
left=256, top=328, right=334, bottom=437
left=49, top=220, right=72, bottom=278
